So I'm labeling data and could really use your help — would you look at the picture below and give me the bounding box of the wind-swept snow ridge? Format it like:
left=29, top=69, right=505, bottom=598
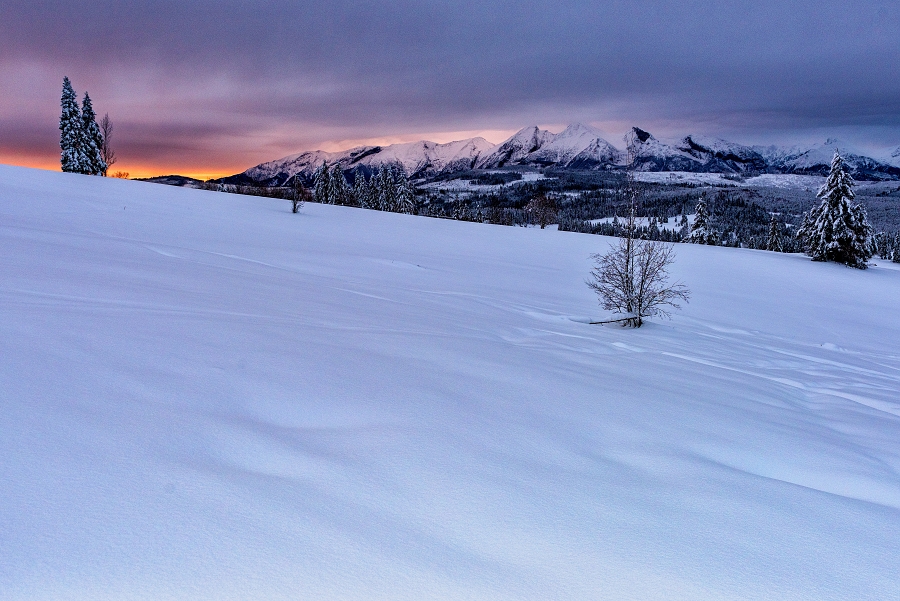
left=2, top=164, right=899, bottom=600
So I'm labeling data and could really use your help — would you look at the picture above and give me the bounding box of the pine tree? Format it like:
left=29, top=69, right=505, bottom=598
left=892, top=233, right=900, bottom=263
left=352, top=171, right=371, bottom=208
left=327, top=164, right=349, bottom=205
left=395, top=168, right=415, bottom=214
left=80, top=93, right=107, bottom=176
left=685, top=196, right=718, bottom=245
left=766, top=215, right=783, bottom=252
left=376, top=165, right=396, bottom=211
left=59, top=77, right=86, bottom=173
left=313, top=162, right=329, bottom=204
left=797, top=152, right=873, bottom=269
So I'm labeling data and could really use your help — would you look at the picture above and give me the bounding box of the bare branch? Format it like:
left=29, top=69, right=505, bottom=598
left=99, top=113, right=117, bottom=175
left=587, top=238, right=689, bottom=327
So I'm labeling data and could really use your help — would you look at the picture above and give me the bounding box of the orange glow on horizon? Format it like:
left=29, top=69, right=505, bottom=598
left=0, top=156, right=235, bottom=182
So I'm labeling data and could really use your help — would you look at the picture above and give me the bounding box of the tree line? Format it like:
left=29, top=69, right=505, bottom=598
left=312, top=163, right=416, bottom=213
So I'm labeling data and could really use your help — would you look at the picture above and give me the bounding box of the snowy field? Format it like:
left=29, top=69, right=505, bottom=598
left=419, top=171, right=546, bottom=192
left=633, top=171, right=828, bottom=190
left=1, top=164, right=899, bottom=600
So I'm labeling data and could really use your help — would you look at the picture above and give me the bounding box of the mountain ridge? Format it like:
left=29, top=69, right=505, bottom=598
left=219, top=124, right=900, bottom=184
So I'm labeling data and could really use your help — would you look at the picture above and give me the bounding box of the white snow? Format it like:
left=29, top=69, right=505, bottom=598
left=2, top=164, right=899, bottom=600
left=419, top=171, right=547, bottom=192
left=633, top=171, right=826, bottom=190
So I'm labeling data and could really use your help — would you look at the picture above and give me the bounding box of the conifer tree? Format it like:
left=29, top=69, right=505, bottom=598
left=376, top=165, right=396, bottom=211
left=327, top=164, right=350, bottom=205
left=685, top=195, right=718, bottom=245
left=352, top=171, right=371, bottom=208
left=313, top=162, right=329, bottom=204
left=766, top=215, right=783, bottom=252
left=395, top=168, right=416, bottom=214
left=59, top=77, right=86, bottom=173
left=80, top=93, right=107, bottom=176
left=797, top=152, right=873, bottom=269
left=893, top=233, right=900, bottom=263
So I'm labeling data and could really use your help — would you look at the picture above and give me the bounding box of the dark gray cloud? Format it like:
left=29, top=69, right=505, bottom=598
left=2, top=0, right=899, bottom=174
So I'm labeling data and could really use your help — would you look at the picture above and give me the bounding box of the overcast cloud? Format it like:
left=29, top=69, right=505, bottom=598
left=2, top=0, right=898, bottom=176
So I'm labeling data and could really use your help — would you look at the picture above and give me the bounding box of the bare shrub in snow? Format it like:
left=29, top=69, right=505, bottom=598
left=292, top=178, right=311, bottom=213
left=587, top=237, right=690, bottom=328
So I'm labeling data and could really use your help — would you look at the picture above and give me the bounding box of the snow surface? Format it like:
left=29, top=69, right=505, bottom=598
left=2, top=164, right=899, bottom=600
left=632, top=171, right=825, bottom=190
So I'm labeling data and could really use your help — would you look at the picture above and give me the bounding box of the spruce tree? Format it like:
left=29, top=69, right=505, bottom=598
left=352, top=171, right=370, bottom=208
left=59, top=77, right=86, bottom=173
left=313, top=162, right=329, bottom=204
left=375, top=165, right=395, bottom=211
left=395, top=168, right=415, bottom=214
left=686, top=196, right=718, bottom=245
left=327, top=164, right=349, bottom=205
left=893, top=233, right=900, bottom=263
left=80, top=93, right=106, bottom=176
left=766, top=215, right=783, bottom=252
left=797, top=152, right=873, bottom=269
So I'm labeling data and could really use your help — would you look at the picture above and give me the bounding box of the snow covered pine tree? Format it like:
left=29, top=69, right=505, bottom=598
left=685, top=195, right=718, bottom=245
left=313, top=163, right=330, bottom=204
left=797, top=152, right=874, bottom=269
left=59, top=77, right=87, bottom=173
left=80, top=93, right=107, bottom=176
left=766, top=215, right=783, bottom=252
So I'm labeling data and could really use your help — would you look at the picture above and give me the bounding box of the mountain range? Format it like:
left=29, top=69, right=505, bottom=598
left=221, top=124, right=900, bottom=185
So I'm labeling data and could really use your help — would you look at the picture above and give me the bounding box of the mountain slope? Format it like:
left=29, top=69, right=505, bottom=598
left=240, top=137, right=494, bottom=185
left=756, top=138, right=900, bottom=179
left=2, top=165, right=899, bottom=600
left=227, top=126, right=900, bottom=184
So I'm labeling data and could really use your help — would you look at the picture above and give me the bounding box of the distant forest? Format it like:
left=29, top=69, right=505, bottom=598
left=203, top=167, right=900, bottom=254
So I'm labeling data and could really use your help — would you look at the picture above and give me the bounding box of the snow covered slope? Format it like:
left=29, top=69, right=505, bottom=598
left=884, top=145, right=900, bottom=167
left=229, top=127, right=899, bottom=185
left=242, top=137, right=494, bottom=185
left=626, top=127, right=702, bottom=172
left=755, top=138, right=900, bottom=179
left=676, top=134, right=768, bottom=172
left=477, top=123, right=620, bottom=169
left=3, top=165, right=898, bottom=600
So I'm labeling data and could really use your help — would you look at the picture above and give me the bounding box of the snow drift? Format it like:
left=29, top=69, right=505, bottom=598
left=1, top=164, right=899, bottom=600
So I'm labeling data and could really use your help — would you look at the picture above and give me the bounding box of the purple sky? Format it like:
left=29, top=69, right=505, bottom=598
left=2, top=0, right=899, bottom=178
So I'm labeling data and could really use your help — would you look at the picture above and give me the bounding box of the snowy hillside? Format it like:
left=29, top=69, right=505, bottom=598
left=3, top=165, right=898, bottom=600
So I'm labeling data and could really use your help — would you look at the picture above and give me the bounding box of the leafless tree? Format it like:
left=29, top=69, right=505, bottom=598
left=585, top=129, right=689, bottom=327
left=587, top=238, right=690, bottom=327
left=292, top=177, right=312, bottom=213
left=525, top=192, right=558, bottom=228
left=99, top=113, right=117, bottom=176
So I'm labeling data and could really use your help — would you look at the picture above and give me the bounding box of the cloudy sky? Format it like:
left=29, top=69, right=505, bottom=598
left=2, top=0, right=898, bottom=178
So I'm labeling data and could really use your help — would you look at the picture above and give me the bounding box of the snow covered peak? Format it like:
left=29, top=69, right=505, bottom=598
left=238, top=136, right=494, bottom=184
left=476, top=126, right=555, bottom=168
left=475, top=123, right=620, bottom=169
left=677, top=135, right=767, bottom=172
left=888, top=145, right=900, bottom=167
left=229, top=128, right=900, bottom=185
left=527, top=123, right=620, bottom=167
